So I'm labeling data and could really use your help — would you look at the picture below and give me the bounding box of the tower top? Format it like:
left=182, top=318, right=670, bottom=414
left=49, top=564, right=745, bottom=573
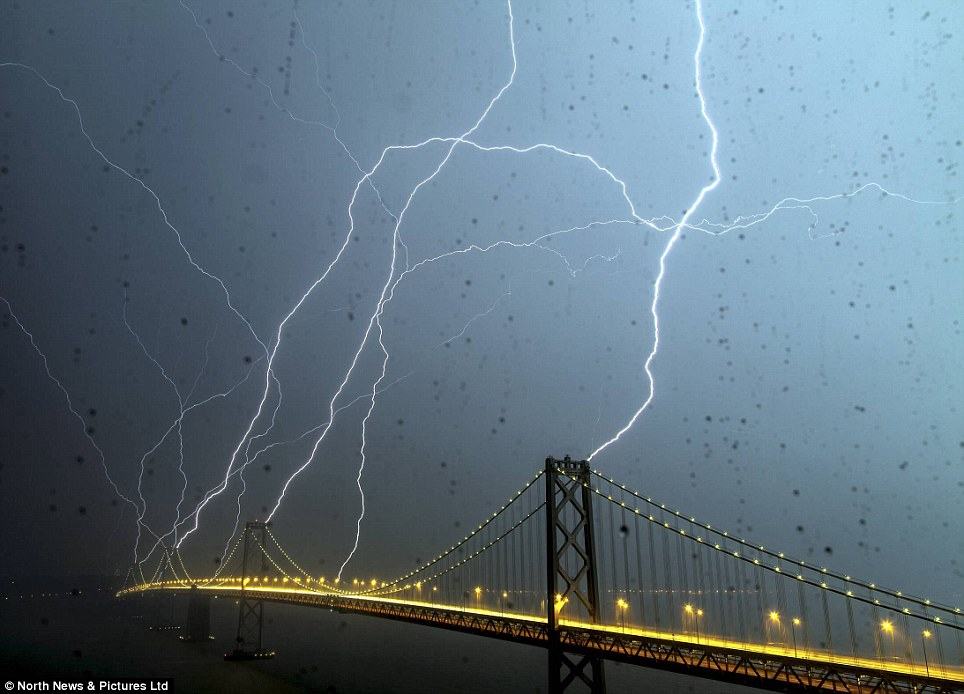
left=546, top=455, right=590, bottom=474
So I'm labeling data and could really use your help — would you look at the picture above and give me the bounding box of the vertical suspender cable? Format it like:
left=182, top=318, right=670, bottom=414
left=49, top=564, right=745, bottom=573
left=621, top=496, right=631, bottom=612
left=821, top=587, right=834, bottom=655
left=845, top=593, right=859, bottom=663
left=634, top=510, right=646, bottom=627
left=647, top=516, right=661, bottom=628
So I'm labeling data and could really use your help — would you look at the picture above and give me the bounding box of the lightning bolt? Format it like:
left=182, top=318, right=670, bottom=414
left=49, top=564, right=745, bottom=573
left=176, top=1, right=394, bottom=203
left=263, top=0, right=519, bottom=528
left=7, top=2, right=959, bottom=579
left=0, top=296, right=165, bottom=569
left=122, top=293, right=186, bottom=561
left=169, top=0, right=713, bottom=549
left=174, top=2, right=535, bottom=545
left=0, top=59, right=272, bottom=561
left=172, top=2, right=403, bottom=537
left=0, top=63, right=267, bottom=356
left=434, top=291, right=513, bottom=349
left=129, top=349, right=266, bottom=566
left=687, top=182, right=961, bottom=239
left=588, top=0, right=720, bottom=461
left=335, top=290, right=514, bottom=579
left=123, top=295, right=254, bottom=560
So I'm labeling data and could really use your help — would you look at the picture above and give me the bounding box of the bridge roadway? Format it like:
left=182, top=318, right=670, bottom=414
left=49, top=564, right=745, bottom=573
left=121, top=581, right=964, bottom=693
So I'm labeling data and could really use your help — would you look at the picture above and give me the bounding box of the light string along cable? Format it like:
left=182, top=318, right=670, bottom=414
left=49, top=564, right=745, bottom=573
left=588, top=469, right=961, bottom=619
left=354, top=469, right=545, bottom=596
left=579, top=469, right=961, bottom=627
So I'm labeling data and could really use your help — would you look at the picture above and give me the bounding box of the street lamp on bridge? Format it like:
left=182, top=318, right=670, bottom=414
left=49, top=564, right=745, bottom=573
left=553, top=593, right=568, bottom=620
left=616, top=598, right=629, bottom=632
left=881, top=620, right=897, bottom=661
left=921, top=629, right=932, bottom=677
left=766, top=610, right=781, bottom=646
left=683, top=604, right=703, bottom=643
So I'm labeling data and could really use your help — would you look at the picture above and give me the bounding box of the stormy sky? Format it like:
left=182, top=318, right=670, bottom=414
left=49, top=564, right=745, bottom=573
left=0, top=0, right=960, bottom=616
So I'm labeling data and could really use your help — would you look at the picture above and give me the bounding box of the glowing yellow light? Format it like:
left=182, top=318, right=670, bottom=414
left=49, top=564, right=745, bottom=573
left=792, top=617, right=801, bottom=626
left=616, top=598, right=628, bottom=610
left=881, top=620, right=894, bottom=634
left=768, top=611, right=780, bottom=624
left=502, top=591, right=508, bottom=598
left=922, top=629, right=932, bottom=639
left=683, top=604, right=694, bottom=615
left=696, top=609, right=704, bottom=617
left=474, top=586, right=482, bottom=596
left=553, top=594, right=569, bottom=613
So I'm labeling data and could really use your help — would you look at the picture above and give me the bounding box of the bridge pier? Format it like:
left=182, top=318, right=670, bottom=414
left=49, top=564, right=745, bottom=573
left=547, top=647, right=606, bottom=694
left=225, top=520, right=275, bottom=661
left=180, top=587, right=212, bottom=642
left=145, top=590, right=180, bottom=633
left=545, top=456, right=607, bottom=694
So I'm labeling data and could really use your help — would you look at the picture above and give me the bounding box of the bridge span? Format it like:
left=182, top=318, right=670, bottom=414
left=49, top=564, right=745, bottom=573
left=120, top=458, right=964, bottom=693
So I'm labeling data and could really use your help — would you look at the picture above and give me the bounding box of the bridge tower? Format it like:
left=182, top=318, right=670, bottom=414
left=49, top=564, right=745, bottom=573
left=545, top=456, right=606, bottom=694
left=145, top=547, right=179, bottom=632
left=225, top=520, right=275, bottom=661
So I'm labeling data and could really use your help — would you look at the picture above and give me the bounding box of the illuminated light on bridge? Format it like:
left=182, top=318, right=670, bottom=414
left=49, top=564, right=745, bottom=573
left=120, top=459, right=964, bottom=693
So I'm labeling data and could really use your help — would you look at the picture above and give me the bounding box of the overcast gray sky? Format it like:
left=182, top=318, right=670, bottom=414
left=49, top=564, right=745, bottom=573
left=0, top=1, right=960, bottom=615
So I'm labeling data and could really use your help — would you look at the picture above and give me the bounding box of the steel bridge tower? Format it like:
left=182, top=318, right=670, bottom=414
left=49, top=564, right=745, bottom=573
left=545, top=456, right=606, bottom=694
left=225, top=520, right=275, bottom=661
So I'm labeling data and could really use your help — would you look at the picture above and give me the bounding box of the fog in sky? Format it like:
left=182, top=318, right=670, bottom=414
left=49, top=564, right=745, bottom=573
left=0, top=0, right=960, bottom=622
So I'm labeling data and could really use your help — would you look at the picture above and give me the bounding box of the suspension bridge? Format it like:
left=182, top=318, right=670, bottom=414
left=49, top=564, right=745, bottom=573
left=118, top=457, right=963, bottom=693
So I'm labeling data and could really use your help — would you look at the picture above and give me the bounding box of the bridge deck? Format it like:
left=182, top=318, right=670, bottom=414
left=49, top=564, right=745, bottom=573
left=120, top=582, right=964, bottom=692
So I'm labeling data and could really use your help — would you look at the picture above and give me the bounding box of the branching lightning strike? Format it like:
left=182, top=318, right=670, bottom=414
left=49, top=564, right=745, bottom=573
left=4, top=0, right=960, bottom=581
left=0, top=296, right=164, bottom=568
left=589, top=0, right=720, bottom=461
